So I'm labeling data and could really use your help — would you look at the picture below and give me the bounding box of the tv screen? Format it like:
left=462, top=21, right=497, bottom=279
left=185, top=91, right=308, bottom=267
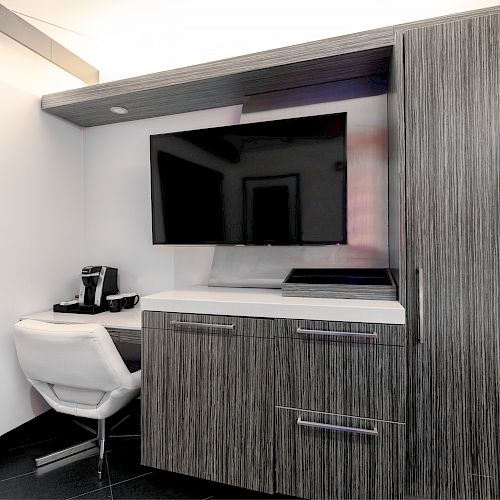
left=150, top=113, right=347, bottom=245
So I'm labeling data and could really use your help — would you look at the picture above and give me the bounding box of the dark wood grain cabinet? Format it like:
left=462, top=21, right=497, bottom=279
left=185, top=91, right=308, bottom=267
left=141, top=312, right=406, bottom=499
left=274, top=319, right=406, bottom=499
left=141, top=312, right=274, bottom=493
left=404, top=13, right=500, bottom=499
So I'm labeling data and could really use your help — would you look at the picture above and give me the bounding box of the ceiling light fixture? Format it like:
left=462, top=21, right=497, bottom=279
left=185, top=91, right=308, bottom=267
left=110, top=106, right=128, bottom=115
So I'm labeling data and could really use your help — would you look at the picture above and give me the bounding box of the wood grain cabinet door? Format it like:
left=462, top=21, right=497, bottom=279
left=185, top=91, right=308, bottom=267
left=141, top=316, right=274, bottom=493
left=404, top=14, right=500, bottom=499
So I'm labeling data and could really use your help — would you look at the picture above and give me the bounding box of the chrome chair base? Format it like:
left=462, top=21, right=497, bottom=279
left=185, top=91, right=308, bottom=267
left=35, top=417, right=139, bottom=479
left=35, top=439, right=98, bottom=468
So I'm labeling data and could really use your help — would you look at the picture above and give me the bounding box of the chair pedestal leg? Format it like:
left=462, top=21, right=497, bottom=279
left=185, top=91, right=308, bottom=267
left=97, top=419, right=105, bottom=480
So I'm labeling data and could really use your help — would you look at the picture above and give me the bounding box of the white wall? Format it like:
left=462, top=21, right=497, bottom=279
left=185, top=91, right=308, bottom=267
left=83, top=81, right=389, bottom=292
left=0, top=34, right=85, bottom=436
left=83, top=106, right=242, bottom=295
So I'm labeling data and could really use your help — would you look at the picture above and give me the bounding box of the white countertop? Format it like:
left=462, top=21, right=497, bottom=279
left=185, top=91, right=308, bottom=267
left=141, top=286, right=405, bottom=325
left=21, top=307, right=141, bottom=331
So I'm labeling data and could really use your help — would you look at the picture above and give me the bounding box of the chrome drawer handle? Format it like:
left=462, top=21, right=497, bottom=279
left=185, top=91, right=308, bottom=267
left=297, top=417, right=378, bottom=436
left=170, top=320, right=235, bottom=330
left=296, top=328, right=377, bottom=339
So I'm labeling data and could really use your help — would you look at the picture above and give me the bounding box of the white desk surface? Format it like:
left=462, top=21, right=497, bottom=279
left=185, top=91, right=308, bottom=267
left=22, top=286, right=406, bottom=328
left=142, top=286, right=406, bottom=325
left=21, top=307, right=142, bottom=331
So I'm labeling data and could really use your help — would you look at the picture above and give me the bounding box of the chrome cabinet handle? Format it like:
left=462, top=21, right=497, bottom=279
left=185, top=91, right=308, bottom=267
left=296, top=328, right=377, bottom=339
left=297, top=417, right=378, bottom=436
left=417, top=267, right=424, bottom=344
left=170, top=320, right=235, bottom=330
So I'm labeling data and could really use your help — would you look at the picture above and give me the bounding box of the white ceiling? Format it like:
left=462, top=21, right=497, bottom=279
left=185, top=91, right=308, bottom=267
left=2, top=0, right=498, bottom=83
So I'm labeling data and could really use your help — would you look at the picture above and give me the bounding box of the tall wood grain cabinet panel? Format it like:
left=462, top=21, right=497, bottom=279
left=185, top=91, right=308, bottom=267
left=141, top=312, right=274, bottom=493
left=404, top=14, right=500, bottom=499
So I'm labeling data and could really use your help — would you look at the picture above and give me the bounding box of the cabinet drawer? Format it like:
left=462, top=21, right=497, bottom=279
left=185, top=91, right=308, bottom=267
left=275, top=407, right=405, bottom=499
left=142, top=311, right=273, bottom=338
left=276, top=337, right=405, bottom=422
left=274, top=318, right=405, bottom=346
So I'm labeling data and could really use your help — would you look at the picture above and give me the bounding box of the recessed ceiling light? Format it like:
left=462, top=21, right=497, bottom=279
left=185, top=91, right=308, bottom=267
left=110, top=106, right=128, bottom=115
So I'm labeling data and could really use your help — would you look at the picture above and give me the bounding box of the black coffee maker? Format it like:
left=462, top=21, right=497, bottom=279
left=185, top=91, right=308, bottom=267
left=54, top=266, right=119, bottom=314
left=79, top=266, right=119, bottom=312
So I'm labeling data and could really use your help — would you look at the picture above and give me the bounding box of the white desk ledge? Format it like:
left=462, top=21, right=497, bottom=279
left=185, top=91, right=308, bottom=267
left=141, top=285, right=405, bottom=325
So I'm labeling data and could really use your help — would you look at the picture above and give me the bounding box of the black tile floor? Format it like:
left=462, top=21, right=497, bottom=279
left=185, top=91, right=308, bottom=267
left=0, top=402, right=291, bottom=500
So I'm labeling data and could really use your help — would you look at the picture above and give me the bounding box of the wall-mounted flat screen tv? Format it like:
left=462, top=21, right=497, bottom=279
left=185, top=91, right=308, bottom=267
left=150, top=113, right=347, bottom=245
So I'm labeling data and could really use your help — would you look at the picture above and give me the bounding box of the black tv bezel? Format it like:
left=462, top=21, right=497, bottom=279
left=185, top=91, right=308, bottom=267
left=150, top=113, right=348, bottom=246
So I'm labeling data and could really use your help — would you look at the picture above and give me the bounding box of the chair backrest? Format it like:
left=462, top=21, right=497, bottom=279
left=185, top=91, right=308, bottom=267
left=14, top=320, right=133, bottom=404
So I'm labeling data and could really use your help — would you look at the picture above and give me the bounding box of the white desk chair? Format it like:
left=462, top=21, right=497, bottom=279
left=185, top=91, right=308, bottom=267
left=13, top=319, right=141, bottom=479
